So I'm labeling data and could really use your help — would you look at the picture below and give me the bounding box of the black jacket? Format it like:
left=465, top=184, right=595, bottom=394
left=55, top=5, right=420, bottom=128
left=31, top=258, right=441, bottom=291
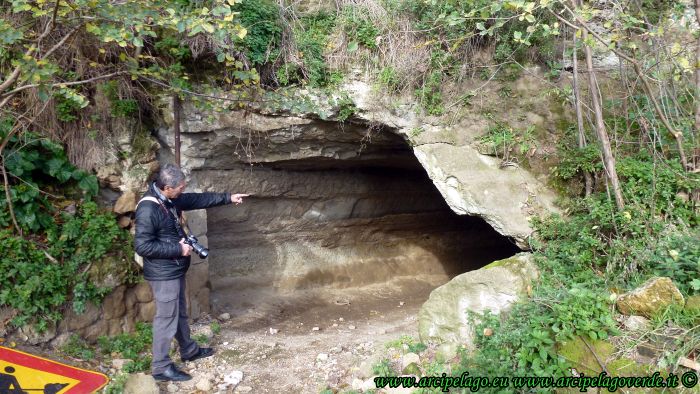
left=134, top=183, right=231, bottom=281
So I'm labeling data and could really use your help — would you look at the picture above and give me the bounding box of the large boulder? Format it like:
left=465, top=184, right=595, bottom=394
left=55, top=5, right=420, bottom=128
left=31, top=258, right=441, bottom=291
left=616, top=277, right=684, bottom=318
left=418, top=253, right=538, bottom=347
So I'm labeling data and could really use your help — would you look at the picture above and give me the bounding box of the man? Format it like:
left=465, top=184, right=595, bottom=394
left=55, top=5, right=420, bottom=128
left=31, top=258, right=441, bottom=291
left=134, top=163, right=248, bottom=382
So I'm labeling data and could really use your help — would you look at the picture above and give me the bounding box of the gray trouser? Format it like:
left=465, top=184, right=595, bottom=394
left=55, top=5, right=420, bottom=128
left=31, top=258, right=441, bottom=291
left=149, top=277, right=199, bottom=374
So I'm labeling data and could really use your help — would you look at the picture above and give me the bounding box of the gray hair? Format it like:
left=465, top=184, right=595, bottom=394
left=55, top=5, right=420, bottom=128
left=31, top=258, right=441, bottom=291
left=156, top=163, right=185, bottom=189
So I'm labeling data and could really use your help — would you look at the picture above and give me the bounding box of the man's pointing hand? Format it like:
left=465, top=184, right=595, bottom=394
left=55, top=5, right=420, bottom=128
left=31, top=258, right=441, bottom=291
left=231, top=193, right=249, bottom=205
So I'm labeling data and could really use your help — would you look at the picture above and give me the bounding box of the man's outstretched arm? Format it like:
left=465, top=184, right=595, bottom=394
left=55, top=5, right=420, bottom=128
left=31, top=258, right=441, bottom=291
left=174, top=192, right=249, bottom=211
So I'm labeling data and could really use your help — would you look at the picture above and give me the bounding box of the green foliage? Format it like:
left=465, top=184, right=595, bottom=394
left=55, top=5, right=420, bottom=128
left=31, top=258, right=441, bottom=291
left=54, top=94, right=82, bottom=122
left=616, top=155, right=698, bottom=224
left=550, top=286, right=617, bottom=342
left=0, top=0, right=253, bottom=134
left=474, top=141, right=697, bottom=382
left=276, top=63, right=300, bottom=87
left=404, top=0, right=558, bottom=64
left=102, top=373, right=129, bottom=394
left=61, top=334, right=96, bottom=360
left=478, top=123, right=536, bottom=163
left=645, top=231, right=700, bottom=296
left=294, top=13, right=337, bottom=87
left=211, top=321, right=221, bottom=335
left=553, top=128, right=600, bottom=181
left=651, top=303, right=700, bottom=330
left=0, top=121, right=130, bottom=328
left=98, top=322, right=152, bottom=362
left=341, top=9, right=379, bottom=50
left=193, top=333, right=210, bottom=345
left=62, top=323, right=153, bottom=387
left=630, top=0, right=683, bottom=25
left=378, top=66, right=400, bottom=92
left=460, top=277, right=617, bottom=383
left=0, top=201, right=128, bottom=327
left=415, top=70, right=444, bottom=116
left=233, top=0, right=281, bottom=66
left=154, top=35, right=192, bottom=62
left=91, top=322, right=153, bottom=374
left=372, top=358, right=394, bottom=376
left=335, top=94, right=356, bottom=122
left=99, top=81, right=139, bottom=117
left=2, top=127, right=95, bottom=231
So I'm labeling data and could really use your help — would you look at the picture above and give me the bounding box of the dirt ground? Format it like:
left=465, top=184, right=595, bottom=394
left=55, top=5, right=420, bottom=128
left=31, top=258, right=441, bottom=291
left=2, top=274, right=448, bottom=393
left=175, top=274, right=450, bottom=393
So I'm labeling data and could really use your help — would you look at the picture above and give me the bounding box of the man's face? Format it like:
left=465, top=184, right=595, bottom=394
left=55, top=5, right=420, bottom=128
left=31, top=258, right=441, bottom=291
left=163, top=181, right=186, bottom=199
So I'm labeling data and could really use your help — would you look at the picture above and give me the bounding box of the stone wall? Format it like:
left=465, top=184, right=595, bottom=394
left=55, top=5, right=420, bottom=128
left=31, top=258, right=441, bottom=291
left=12, top=282, right=155, bottom=346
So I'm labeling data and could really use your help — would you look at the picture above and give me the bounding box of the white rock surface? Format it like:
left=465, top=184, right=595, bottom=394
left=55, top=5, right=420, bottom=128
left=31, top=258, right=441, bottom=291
left=418, top=253, right=538, bottom=346
left=224, top=370, right=244, bottom=386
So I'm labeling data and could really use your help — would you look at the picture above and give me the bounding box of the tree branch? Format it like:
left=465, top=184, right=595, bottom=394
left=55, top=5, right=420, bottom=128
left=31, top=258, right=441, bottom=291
left=0, top=22, right=81, bottom=97
left=0, top=156, right=22, bottom=236
left=40, top=24, right=82, bottom=61
left=552, top=3, right=690, bottom=170
left=0, top=71, right=126, bottom=99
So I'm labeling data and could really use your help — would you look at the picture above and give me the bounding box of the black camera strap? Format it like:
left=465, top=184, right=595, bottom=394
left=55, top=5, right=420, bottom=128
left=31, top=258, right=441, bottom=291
left=147, top=183, right=190, bottom=239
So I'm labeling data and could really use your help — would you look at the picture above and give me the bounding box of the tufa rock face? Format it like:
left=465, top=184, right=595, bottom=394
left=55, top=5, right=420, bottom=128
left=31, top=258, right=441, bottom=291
left=417, top=253, right=538, bottom=347
left=616, top=277, right=685, bottom=318
left=413, top=144, right=557, bottom=248
left=157, top=108, right=520, bottom=310
left=153, top=70, right=563, bottom=315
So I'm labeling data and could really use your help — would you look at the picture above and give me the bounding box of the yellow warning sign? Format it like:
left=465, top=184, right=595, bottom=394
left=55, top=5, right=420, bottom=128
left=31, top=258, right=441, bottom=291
left=0, top=346, right=108, bottom=393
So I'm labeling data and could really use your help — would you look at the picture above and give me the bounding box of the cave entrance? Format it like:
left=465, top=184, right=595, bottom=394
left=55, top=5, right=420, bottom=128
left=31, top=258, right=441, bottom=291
left=202, top=122, right=520, bottom=326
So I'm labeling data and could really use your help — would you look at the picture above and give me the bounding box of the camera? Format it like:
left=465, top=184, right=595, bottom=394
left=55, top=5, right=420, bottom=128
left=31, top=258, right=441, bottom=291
left=185, top=235, right=209, bottom=259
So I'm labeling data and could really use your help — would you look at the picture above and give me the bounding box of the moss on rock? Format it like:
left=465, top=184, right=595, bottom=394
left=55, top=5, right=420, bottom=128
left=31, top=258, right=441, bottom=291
left=558, top=336, right=660, bottom=393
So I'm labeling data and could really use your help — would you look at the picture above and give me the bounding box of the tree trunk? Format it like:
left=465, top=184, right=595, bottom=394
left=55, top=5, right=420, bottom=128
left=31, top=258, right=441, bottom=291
left=583, top=29, right=625, bottom=210
left=694, top=0, right=700, bottom=168
left=558, top=0, right=689, bottom=170
left=573, top=34, right=593, bottom=197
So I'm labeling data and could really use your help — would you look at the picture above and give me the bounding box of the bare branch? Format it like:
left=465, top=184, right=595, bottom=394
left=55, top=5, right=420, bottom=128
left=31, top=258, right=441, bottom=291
left=0, top=156, right=22, bottom=236
left=40, top=24, right=82, bottom=60
left=0, top=71, right=127, bottom=99
left=553, top=2, right=690, bottom=170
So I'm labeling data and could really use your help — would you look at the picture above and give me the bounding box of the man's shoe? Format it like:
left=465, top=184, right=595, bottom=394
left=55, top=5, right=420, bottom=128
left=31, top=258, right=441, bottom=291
left=152, top=364, right=192, bottom=382
left=181, top=347, right=215, bottom=362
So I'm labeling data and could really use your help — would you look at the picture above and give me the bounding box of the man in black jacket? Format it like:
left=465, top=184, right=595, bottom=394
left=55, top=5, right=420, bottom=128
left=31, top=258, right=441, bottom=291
left=134, top=164, right=248, bottom=382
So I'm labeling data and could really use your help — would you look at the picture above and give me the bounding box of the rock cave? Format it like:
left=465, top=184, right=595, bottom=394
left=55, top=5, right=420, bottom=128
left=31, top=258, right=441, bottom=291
left=162, top=113, right=521, bottom=318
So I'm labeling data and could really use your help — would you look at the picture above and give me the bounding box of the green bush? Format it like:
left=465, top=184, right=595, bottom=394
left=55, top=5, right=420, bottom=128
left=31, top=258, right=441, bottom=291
left=0, top=120, right=130, bottom=329
left=341, top=9, right=378, bottom=50
left=294, top=12, right=337, bottom=87
left=415, top=70, right=444, bottom=116
left=646, top=231, right=700, bottom=296
left=98, top=322, right=152, bottom=362
left=478, top=123, right=537, bottom=163
left=233, top=0, right=281, bottom=66
left=0, top=201, right=129, bottom=328
left=335, top=94, right=356, bottom=122
left=459, top=276, right=616, bottom=384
